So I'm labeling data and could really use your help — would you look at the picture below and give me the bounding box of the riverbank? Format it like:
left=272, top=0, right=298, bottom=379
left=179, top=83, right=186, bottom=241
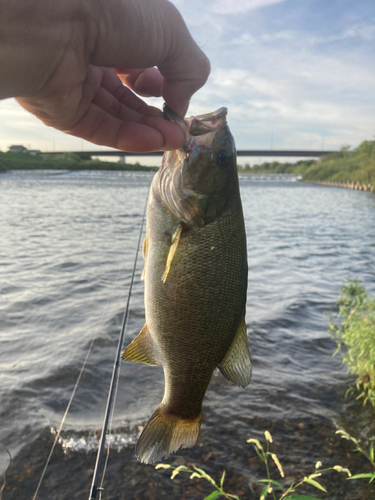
left=0, top=151, right=157, bottom=172
left=301, top=140, right=374, bottom=186
left=240, top=139, right=375, bottom=191
left=2, top=139, right=374, bottom=189
left=306, top=179, right=374, bottom=192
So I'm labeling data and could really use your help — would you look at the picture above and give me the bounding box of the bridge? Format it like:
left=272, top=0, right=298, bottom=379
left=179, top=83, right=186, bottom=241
left=41, top=149, right=334, bottom=161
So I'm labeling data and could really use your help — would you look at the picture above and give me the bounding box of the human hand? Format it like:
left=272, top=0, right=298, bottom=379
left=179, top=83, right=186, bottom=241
left=0, top=0, right=210, bottom=152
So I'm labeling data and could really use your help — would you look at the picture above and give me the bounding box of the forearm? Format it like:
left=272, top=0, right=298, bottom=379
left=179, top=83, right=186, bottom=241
left=0, top=0, right=93, bottom=99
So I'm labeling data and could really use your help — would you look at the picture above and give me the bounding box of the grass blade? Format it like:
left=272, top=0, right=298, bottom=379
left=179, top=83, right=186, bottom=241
left=369, top=441, right=374, bottom=463
left=260, top=484, right=270, bottom=498
left=220, top=470, right=226, bottom=489
left=348, top=473, right=375, bottom=480
left=303, top=477, right=327, bottom=492
left=258, top=479, right=284, bottom=490
left=203, top=491, right=220, bottom=500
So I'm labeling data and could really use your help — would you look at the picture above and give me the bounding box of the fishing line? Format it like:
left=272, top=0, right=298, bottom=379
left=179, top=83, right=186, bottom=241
left=32, top=316, right=101, bottom=500
left=32, top=283, right=120, bottom=500
left=0, top=446, right=12, bottom=500
left=98, top=368, right=121, bottom=500
left=32, top=192, right=148, bottom=500
left=89, top=194, right=148, bottom=500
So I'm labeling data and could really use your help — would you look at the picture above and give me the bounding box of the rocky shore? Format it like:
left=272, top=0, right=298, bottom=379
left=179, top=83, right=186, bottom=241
left=307, top=180, right=374, bottom=192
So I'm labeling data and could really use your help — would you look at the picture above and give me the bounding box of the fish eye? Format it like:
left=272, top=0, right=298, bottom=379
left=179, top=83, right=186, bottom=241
left=217, top=149, right=230, bottom=166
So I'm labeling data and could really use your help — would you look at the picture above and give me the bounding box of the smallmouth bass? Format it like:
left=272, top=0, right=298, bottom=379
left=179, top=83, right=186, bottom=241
left=122, top=106, right=251, bottom=464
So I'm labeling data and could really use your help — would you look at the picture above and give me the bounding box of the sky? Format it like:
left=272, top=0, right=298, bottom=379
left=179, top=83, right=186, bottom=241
left=0, top=0, right=374, bottom=163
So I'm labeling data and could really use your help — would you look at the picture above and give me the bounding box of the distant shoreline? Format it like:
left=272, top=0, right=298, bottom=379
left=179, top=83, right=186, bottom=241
left=0, top=165, right=157, bottom=172
left=0, top=151, right=158, bottom=172
left=239, top=139, right=374, bottom=191
left=1, top=139, right=374, bottom=189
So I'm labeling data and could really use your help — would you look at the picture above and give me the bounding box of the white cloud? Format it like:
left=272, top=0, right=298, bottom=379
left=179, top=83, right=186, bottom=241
left=0, top=0, right=374, bottom=154
left=310, top=22, right=375, bottom=44
left=212, top=0, right=286, bottom=14
left=231, top=22, right=375, bottom=46
left=0, top=100, right=102, bottom=153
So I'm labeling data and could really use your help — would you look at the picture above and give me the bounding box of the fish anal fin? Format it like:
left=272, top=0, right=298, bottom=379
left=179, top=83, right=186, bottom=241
left=141, top=235, right=148, bottom=280
left=218, top=319, right=252, bottom=388
left=121, top=324, right=160, bottom=366
left=136, top=404, right=202, bottom=464
left=162, top=225, right=182, bottom=283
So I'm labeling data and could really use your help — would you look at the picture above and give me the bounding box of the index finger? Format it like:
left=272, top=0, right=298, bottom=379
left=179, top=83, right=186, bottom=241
left=90, top=0, right=210, bottom=117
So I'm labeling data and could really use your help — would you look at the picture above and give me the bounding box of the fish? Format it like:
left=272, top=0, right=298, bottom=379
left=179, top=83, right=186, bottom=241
left=122, top=105, right=251, bottom=464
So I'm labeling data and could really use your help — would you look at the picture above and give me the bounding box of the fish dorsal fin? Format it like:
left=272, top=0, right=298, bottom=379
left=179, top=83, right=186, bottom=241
left=162, top=225, right=182, bottom=283
left=218, top=319, right=252, bottom=388
left=141, top=235, right=148, bottom=280
left=121, top=324, right=160, bottom=366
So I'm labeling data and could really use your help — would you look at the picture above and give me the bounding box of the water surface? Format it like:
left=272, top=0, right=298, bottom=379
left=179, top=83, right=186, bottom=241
left=0, top=170, right=374, bottom=499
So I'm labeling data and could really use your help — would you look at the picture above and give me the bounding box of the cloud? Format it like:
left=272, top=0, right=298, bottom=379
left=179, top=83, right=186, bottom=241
left=212, top=0, right=286, bottom=14
left=0, top=99, right=101, bottom=153
left=230, top=22, right=375, bottom=46
left=190, top=58, right=375, bottom=150
left=1, top=0, right=374, bottom=155
left=310, top=22, right=375, bottom=44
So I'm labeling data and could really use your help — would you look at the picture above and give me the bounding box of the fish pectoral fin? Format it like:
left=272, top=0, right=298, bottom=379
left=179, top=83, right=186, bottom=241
left=121, top=323, right=160, bottom=366
left=218, top=318, right=252, bottom=388
left=141, top=235, right=148, bottom=280
left=162, top=225, right=182, bottom=283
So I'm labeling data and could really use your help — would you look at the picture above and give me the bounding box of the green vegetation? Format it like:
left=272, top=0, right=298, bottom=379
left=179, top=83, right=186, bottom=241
left=337, top=430, right=375, bottom=484
left=239, top=160, right=315, bottom=175
left=238, top=140, right=375, bottom=187
left=0, top=151, right=157, bottom=172
left=156, top=431, right=351, bottom=500
left=302, top=141, right=375, bottom=184
left=156, top=463, right=240, bottom=500
left=157, top=429, right=375, bottom=499
left=247, top=432, right=350, bottom=500
left=2, top=138, right=374, bottom=182
left=330, top=278, right=375, bottom=408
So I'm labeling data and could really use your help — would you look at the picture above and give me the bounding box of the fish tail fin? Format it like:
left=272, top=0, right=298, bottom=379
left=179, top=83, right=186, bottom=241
left=136, top=405, right=202, bottom=464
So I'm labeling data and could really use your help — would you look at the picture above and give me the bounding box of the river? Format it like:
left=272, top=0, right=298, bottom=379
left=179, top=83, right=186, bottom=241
left=0, top=170, right=374, bottom=499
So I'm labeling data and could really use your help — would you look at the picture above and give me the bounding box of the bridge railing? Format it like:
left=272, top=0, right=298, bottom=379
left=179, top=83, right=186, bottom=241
left=41, top=149, right=334, bottom=159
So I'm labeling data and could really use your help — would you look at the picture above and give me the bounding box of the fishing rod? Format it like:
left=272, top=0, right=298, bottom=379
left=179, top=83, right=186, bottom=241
left=88, top=198, right=147, bottom=500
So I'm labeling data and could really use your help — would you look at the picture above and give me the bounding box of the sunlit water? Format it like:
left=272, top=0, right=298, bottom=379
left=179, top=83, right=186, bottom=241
left=0, top=170, right=374, bottom=499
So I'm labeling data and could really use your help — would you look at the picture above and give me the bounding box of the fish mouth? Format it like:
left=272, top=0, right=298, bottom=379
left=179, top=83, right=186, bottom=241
left=163, top=105, right=228, bottom=150
left=188, top=108, right=228, bottom=137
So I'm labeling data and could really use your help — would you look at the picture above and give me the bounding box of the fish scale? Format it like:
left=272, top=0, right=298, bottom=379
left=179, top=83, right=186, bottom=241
left=122, top=106, right=252, bottom=464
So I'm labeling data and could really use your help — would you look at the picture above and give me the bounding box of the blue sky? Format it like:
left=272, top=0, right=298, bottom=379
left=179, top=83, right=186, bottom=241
left=0, top=0, right=374, bottom=160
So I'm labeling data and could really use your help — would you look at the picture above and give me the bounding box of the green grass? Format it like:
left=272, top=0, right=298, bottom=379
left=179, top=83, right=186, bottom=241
left=157, top=430, right=351, bottom=500
left=330, top=278, right=375, bottom=408
left=301, top=141, right=375, bottom=184
left=0, top=151, right=157, bottom=171
left=238, top=139, right=375, bottom=186
left=239, top=160, right=315, bottom=175
left=3, top=138, right=374, bottom=182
